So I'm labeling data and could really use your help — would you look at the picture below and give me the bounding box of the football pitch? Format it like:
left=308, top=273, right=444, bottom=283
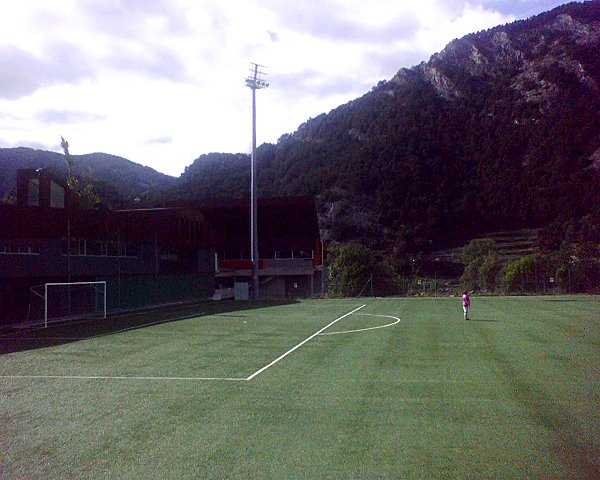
left=1, top=296, right=598, bottom=479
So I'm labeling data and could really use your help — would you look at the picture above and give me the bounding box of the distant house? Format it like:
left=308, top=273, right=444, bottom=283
left=0, top=170, right=323, bottom=325
left=16, top=168, right=71, bottom=209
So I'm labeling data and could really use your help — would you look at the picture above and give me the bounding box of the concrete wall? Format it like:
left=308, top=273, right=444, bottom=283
left=260, top=276, right=286, bottom=298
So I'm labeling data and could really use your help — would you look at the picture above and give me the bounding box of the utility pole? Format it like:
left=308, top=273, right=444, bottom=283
left=245, top=63, right=268, bottom=300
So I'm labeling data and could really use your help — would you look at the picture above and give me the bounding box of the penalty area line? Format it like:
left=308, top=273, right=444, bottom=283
left=245, top=304, right=366, bottom=381
left=1, top=304, right=368, bottom=384
left=0, top=374, right=248, bottom=382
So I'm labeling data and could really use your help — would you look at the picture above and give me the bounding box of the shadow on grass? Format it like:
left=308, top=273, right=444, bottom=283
left=0, top=299, right=298, bottom=355
left=541, top=299, right=582, bottom=302
left=466, top=317, right=500, bottom=323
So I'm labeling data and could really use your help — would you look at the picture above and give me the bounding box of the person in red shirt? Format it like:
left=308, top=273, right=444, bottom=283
left=462, top=290, right=471, bottom=320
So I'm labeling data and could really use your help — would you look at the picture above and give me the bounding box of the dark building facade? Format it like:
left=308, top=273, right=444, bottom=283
left=1, top=171, right=214, bottom=325
left=1, top=170, right=323, bottom=325
left=173, top=197, right=324, bottom=299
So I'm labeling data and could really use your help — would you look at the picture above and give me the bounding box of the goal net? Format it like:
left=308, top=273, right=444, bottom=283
left=27, top=281, right=107, bottom=327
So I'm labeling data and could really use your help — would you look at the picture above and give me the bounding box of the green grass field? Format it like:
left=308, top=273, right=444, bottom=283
left=1, top=296, right=598, bottom=479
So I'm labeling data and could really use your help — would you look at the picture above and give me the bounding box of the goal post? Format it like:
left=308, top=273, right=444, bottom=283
left=28, top=281, right=107, bottom=327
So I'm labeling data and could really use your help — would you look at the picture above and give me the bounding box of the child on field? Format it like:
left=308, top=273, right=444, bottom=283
left=462, top=290, right=470, bottom=320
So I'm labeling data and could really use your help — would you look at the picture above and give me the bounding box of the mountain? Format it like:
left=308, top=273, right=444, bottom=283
left=0, top=147, right=176, bottom=202
left=174, top=1, right=600, bottom=253
left=3, top=3, right=598, bottom=256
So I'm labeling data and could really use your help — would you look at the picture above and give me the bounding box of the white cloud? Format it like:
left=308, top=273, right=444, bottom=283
left=0, top=0, right=573, bottom=176
left=0, top=42, right=94, bottom=100
left=36, top=109, right=105, bottom=124
left=413, top=1, right=514, bottom=55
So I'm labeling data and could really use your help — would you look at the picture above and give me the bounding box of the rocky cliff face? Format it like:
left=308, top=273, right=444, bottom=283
left=392, top=7, right=600, bottom=107
left=313, top=2, right=599, bottom=246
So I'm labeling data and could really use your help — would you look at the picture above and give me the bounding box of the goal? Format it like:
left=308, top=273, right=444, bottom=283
left=28, top=281, right=107, bottom=327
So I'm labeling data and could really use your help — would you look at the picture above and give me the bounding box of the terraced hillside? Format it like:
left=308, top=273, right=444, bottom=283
left=485, top=229, right=540, bottom=262
left=432, top=228, right=539, bottom=266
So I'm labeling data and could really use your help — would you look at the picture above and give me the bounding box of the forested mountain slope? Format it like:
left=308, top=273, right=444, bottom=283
left=173, top=1, right=600, bottom=253
left=0, top=147, right=175, bottom=203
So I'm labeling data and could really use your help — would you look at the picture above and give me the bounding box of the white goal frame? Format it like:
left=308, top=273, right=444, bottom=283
left=29, top=281, right=107, bottom=328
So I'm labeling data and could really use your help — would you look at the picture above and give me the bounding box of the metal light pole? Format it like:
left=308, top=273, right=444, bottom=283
left=245, top=63, right=268, bottom=300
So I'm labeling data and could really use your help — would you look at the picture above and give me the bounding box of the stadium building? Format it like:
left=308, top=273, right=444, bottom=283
left=181, top=197, right=324, bottom=300
left=0, top=169, right=323, bottom=326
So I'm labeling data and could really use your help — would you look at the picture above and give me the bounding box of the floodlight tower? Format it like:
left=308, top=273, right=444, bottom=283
left=245, top=63, right=269, bottom=300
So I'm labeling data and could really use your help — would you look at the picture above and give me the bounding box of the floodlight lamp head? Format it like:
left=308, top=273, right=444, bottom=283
left=245, top=78, right=269, bottom=90
left=245, top=62, right=269, bottom=90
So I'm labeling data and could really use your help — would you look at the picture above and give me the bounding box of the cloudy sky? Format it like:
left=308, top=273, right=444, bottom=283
left=0, top=0, right=575, bottom=177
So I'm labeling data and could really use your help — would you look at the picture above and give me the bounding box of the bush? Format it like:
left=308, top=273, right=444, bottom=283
left=555, top=243, right=600, bottom=293
left=460, top=238, right=501, bottom=291
left=501, top=255, right=541, bottom=292
left=501, top=244, right=599, bottom=293
left=328, top=242, right=402, bottom=297
left=327, top=242, right=376, bottom=297
left=480, top=251, right=502, bottom=290
left=461, top=238, right=496, bottom=265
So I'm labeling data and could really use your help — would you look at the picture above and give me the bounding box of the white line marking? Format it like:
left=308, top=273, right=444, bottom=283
left=319, top=313, right=400, bottom=335
left=1, top=305, right=373, bottom=383
left=245, top=304, right=366, bottom=381
left=290, top=302, right=367, bottom=307
left=0, top=374, right=247, bottom=382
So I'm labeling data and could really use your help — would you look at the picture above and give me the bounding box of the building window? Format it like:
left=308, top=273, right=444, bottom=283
left=0, top=240, right=41, bottom=255
left=50, top=181, right=65, bottom=208
left=27, top=178, right=40, bottom=206
left=160, top=249, right=178, bottom=260
left=107, top=240, right=119, bottom=256
left=69, top=238, right=85, bottom=256
left=218, top=249, right=250, bottom=260
left=123, top=242, right=138, bottom=257
left=87, top=239, right=103, bottom=256
left=62, top=238, right=139, bottom=257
